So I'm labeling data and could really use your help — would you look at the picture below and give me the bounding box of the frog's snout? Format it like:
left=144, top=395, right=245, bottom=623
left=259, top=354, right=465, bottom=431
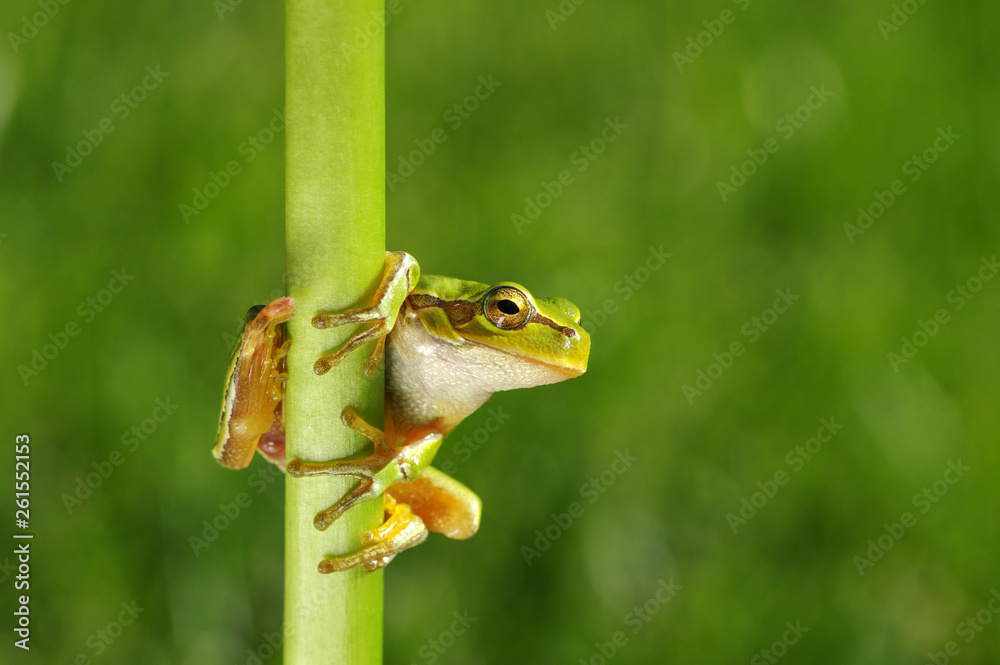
left=545, top=297, right=582, bottom=325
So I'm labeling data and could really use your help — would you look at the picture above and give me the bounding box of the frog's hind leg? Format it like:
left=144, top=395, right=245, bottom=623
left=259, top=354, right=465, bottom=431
left=386, top=467, right=482, bottom=540
left=256, top=398, right=287, bottom=471
left=315, top=467, right=481, bottom=573
left=318, top=494, right=429, bottom=573
left=213, top=297, right=295, bottom=470
left=286, top=406, right=444, bottom=530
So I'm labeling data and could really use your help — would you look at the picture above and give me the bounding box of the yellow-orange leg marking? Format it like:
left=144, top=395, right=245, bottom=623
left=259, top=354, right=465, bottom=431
left=318, top=494, right=428, bottom=573
left=386, top=466, right=482, bottom=540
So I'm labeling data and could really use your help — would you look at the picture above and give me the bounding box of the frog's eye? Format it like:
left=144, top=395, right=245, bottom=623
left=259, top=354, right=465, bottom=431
left=483, top=286, right=531, bottom=330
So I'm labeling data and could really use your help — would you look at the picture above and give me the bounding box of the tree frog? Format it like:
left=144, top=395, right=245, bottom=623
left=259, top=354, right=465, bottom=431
left=212, top=252, right=590, bottom=572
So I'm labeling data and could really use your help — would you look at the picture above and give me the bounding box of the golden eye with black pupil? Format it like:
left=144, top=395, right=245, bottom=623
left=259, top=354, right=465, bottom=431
left=483, top=287, right=531, bottom=330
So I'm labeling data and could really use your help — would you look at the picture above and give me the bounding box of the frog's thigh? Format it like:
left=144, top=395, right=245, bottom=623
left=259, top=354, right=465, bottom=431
left=386, top=466, right=481, bottom=540
left=213, top=297, right=293, bottom=470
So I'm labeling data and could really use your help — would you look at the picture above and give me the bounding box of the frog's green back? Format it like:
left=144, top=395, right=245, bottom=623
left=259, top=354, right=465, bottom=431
left=413, top=273, right=491, bottom=301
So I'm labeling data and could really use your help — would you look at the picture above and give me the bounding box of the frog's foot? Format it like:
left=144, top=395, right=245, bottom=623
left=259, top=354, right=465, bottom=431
left=312, top=251, right=419, bottom=378
left=285, top=406, right=443, bottom=531
left=318, top=494, right=429, bottom=573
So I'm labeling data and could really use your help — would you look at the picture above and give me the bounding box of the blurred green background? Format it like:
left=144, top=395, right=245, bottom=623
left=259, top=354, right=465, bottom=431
left=2, top=0, right=999, bottom=663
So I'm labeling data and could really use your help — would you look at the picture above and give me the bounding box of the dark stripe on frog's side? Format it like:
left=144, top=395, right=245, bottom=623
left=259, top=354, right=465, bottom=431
left=408, top=293, right=477, bottom=326
left=407, top=293, right=577, bottom=338
left=217, top=304, right=266, bottom=436
left=530, top=312, right=578, bottom=339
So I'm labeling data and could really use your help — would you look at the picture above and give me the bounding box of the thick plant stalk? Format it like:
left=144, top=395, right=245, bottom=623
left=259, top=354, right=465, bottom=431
left=284, top=0, right=385, bottom=663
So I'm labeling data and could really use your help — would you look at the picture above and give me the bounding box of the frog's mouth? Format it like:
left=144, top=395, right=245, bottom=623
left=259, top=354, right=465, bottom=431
left=471, top=330, right=590, bottom=382
left=549, top=342, right=590, bottom=377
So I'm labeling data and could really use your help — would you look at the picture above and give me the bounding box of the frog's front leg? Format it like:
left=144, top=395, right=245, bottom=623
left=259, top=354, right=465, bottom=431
left=313, top=251, right=419, bottom=377
left=286, top=407, right=444, bottom=530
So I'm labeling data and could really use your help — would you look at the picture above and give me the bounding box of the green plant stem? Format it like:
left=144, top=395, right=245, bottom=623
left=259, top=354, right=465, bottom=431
left=284, top=0, right=385, bottom=662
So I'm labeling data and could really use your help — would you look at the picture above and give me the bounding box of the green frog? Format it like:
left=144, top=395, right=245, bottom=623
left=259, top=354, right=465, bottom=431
left=213, top=252, right=590, bottom=572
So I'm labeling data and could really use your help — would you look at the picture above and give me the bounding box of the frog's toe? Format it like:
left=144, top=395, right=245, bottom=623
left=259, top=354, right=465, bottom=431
left=318, top=495, right=428, bottom=573
left=314, top=321, right=387, bottom=376
left=312, top=478, right=379, bottom=531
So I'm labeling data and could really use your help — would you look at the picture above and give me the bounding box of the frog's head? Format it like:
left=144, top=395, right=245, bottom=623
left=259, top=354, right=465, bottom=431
left=409, top=275, right=590, bottom=391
